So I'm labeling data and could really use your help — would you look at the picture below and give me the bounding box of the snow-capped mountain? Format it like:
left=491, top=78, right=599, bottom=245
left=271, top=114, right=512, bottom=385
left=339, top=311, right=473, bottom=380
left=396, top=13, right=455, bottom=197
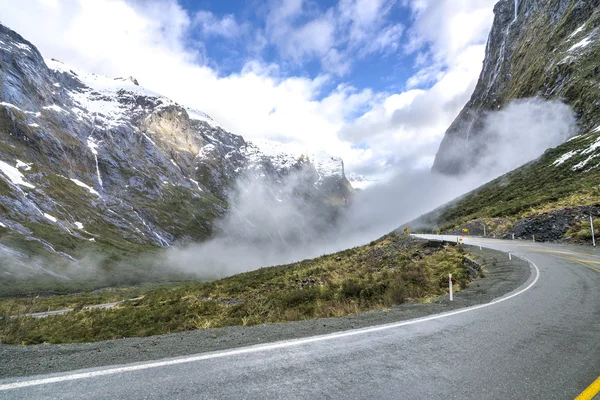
left=346, top=172, right=375, bottom=190
left=0, top=24, right=352, bottom=279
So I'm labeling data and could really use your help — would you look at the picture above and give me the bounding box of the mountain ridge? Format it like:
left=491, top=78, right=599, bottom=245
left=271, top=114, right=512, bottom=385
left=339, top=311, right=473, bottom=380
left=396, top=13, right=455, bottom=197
left=0, top=23, right=352, bottom=282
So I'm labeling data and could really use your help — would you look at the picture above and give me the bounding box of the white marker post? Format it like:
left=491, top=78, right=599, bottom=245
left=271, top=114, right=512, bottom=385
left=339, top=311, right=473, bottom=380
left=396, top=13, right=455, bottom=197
left=509, top=251, right=512, bottom=260
left=512, top=233, right=515, bottom=240
left=449, top=274, right=453, bottom=302
left=590, top=215, right=596, bottom=247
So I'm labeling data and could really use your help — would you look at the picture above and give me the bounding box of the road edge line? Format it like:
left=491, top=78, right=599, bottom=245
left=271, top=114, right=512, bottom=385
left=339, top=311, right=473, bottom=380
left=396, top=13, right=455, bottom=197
left=0, top=246, right=541, bottom=392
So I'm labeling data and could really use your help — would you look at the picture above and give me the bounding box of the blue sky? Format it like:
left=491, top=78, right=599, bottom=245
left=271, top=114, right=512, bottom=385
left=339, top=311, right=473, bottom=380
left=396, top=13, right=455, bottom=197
left=2, top=0, right=498, bottom=178
left=179, top=0, right=416, bottom=97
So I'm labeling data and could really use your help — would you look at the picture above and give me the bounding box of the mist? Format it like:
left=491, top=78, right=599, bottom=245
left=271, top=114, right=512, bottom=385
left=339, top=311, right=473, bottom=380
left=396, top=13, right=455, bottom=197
left=163, top=98, right=577, bottom=277
left=1, top=98, right=576, bottom=286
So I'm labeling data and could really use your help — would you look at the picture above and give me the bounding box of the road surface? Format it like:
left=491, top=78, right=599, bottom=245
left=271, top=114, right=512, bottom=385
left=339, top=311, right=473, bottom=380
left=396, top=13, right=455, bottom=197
left=0, top=236, right=598, bottom=399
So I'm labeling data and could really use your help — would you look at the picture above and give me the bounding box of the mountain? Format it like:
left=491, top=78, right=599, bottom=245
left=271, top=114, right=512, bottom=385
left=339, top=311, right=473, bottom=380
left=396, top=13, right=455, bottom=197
left=0, top=24, right=352, bottom=281
left=346, top=172, right=375, bottom=190
left=413, top=0, right=600, bottom=242
left=433, top=0, right=600, bottom=175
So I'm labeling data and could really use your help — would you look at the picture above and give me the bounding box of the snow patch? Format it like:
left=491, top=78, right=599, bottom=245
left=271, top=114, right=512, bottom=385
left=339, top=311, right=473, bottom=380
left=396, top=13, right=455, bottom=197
left=28, top=123, right=40, bottom=128
left=189, top=178, right=203, bottom=191
left=15, top=160, right=32, bottom=171
left=552, top=150, right=578, bottom=166
left=0, top=222, right=6, bottom=228
left=581, top=136, right=600, bottom=155
left=197, top=144, right=217, bottom=159
left=0, top=160, right=35, bottom=188
left=74, top=221, right=84, bottom=229
left=70, top=178, right=100, bottom=196
left=185, top=107, right=221, bottom=128
left=568, top=36, right=591, bottom=52
left=0, top=102, right=39, bottom=116
left=567, top=24, right=586, bottom=40
left=44, top=213, right=57, bottom=223
left=15, top=42, right=31, bottom=52
left=43, top=104, right=67, bottom=113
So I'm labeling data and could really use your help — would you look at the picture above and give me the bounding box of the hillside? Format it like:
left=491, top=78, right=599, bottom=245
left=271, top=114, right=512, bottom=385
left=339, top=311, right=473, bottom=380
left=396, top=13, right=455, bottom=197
left=413, top=0, right=600, bottom=242
left=0, top=234, right=474, bottom=344
left=433, top=0, right=600, bottom=174
left=0, top=24, right=353, bottom=286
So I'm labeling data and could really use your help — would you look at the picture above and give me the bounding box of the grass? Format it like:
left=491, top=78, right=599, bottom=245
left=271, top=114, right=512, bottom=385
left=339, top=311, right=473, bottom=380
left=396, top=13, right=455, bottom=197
left=419, top=132, right=600, bottom=234
left=419, top=2, right=600, bottom=234
left=0, top=284, right=164, bottom=316
left=0, top=233, right=474, bottom=345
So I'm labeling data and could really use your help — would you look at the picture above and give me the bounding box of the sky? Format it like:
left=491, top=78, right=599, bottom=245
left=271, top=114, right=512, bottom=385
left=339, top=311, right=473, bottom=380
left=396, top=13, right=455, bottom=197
left=0, top=0, right=499, bottom=180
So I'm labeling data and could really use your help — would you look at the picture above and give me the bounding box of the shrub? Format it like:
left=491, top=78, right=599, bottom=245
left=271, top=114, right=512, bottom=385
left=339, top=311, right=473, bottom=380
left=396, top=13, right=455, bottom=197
left=384, top=277, right=407, bottom=306
left=341, top=279, right=365, bottom=298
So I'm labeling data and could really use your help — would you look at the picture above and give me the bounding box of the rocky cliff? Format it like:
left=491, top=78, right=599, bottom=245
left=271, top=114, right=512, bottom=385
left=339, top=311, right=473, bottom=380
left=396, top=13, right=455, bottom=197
left=433, top=0, right=600, bottom=174
left=0, top=24, right=353, bottom=280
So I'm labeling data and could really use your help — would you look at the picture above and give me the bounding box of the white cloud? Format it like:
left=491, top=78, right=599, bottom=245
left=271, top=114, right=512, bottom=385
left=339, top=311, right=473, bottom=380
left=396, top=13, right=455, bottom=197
left=263, top=0, right=405, bottom=75
left=0, top=0, right=497, bottom=180
left=193, top=11, right=245, bottom=38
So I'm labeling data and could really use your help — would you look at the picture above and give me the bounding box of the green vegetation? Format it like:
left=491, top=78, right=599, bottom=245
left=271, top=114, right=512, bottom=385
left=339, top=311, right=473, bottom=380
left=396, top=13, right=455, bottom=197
left=0, top=234, right=472, bottom=344
left=429, top=132, right=600, bottom=233
left=564, top=218, right=600, bottom=241
left=0, top=285, right=159, bottom=315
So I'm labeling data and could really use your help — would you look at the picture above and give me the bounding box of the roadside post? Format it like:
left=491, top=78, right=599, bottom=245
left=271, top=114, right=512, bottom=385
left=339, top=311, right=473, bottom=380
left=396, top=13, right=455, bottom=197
left=449, top=274, right=453, bottom=301
left=509, top=251, right=512, bottom=260
left=480, top=223, right=486, bottom=237
left=512, top=233, right=515, bottom=240
left=590, top=215, right=596, bottom=247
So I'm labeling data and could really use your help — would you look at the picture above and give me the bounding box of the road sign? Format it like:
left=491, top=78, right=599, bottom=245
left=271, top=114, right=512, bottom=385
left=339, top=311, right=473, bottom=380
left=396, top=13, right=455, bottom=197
left=404, top=227, right=410, bottom=233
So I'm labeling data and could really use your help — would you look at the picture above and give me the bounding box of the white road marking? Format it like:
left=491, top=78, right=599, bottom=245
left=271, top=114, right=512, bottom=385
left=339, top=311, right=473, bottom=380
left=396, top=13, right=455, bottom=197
left=0, top=244, right=540, bottom=392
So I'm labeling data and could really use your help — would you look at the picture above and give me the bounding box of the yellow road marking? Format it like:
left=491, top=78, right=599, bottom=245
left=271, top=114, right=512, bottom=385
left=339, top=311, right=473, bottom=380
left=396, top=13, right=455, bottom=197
left=575, top=375, right=600, bottom=400
left=557, top=257, right=600, bottom=274
left=533, top=249, right=600, bottom=260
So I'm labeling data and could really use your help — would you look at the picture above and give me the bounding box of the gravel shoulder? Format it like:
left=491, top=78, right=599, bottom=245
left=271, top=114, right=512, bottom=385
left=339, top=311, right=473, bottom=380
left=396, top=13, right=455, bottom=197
left=0, top=244, right=530, bottom=379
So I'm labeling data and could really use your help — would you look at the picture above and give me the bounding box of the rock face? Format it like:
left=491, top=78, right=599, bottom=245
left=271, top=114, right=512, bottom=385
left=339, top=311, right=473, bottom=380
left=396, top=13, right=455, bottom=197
left=0, top=24, right=352, bottom=278
left=433, top=0, right=600, bottom=174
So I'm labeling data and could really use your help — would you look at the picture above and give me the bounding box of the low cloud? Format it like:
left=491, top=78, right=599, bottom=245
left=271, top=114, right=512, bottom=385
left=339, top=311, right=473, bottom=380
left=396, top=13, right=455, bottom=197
left=163, top=99, right=578, bottom=279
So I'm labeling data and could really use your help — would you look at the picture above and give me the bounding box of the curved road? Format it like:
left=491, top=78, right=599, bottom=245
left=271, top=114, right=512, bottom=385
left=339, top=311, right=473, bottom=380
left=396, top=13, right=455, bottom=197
left=0, top=236, right=599, bottom=399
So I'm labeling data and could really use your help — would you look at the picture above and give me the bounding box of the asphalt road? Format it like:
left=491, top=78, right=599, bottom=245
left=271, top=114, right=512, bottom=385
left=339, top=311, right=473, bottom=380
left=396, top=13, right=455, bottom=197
left=1, top=236, right=599, bottom=399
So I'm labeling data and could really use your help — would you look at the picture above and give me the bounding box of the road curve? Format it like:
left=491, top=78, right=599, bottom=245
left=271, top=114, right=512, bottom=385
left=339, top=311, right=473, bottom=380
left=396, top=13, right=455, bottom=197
left=1, top=236, right=599, bottom=399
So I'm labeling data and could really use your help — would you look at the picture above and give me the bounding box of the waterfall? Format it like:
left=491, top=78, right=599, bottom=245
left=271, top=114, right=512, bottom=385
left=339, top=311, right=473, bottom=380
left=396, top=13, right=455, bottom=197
left=87, top=136, right=103, bottom=189
left=486, top=0, right=520, bottom=91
